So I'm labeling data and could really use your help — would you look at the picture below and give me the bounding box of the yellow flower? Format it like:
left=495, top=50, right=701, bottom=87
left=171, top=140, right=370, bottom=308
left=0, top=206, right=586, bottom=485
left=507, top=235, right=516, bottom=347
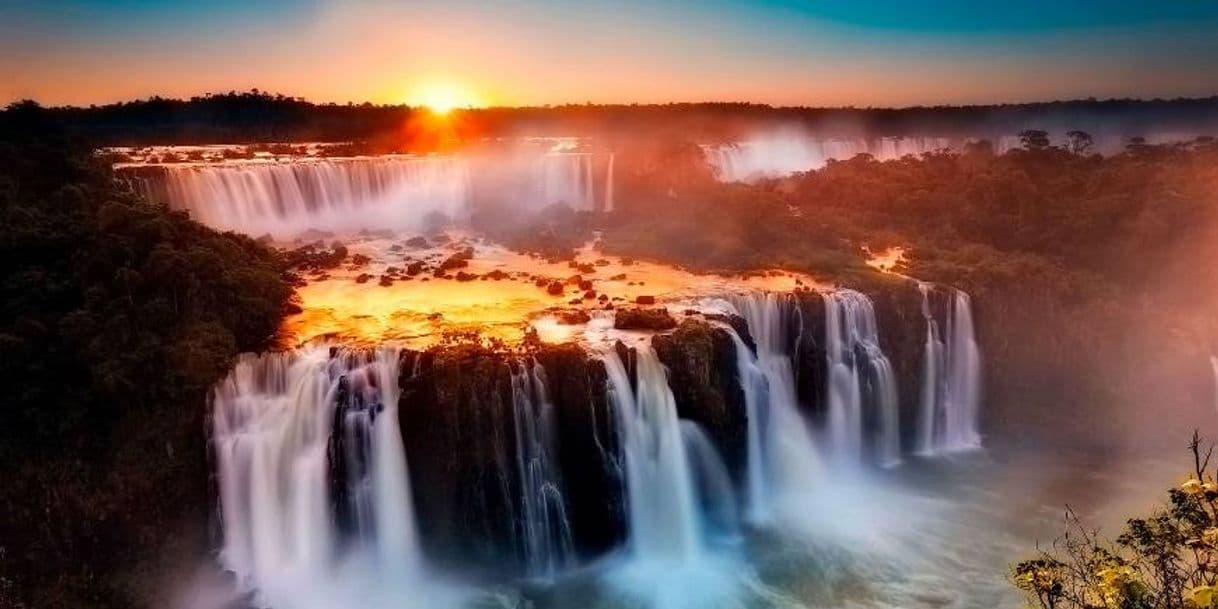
left=1191, top=584, right=1218, bottom=608
left=1203, top=528, right=1218, bottom=547
left=1183, top=479, right=1205, bottom=495
left=1205, top=481, right=1218, bottom=494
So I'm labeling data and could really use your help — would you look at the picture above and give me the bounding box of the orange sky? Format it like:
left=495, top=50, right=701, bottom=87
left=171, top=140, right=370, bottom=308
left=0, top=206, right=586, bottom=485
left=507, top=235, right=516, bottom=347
left=4, top=2, right=1218, bottom=107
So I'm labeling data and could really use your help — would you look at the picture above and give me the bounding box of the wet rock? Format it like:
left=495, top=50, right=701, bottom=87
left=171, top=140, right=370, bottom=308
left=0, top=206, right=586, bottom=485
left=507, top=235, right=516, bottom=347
left=405, top=236, right=430, bottom=248
left=635, top=295, right=656, bottom=305
left=614, top=307, right=677, bottom=331
left=455, top=271, right=478, bottom=282
left=547, top=281, right=565, bottom=296
left=355, top=273, right=372, bottom=284
left=653, top=320, right=747, bottom=479
left=405, top=261, right=425, bottom=276
left=555, top=310, right=592, bottom=325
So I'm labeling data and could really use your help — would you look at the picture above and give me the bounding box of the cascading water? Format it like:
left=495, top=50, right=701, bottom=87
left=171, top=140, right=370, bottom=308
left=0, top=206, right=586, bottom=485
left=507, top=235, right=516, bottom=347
left=536, top=153, right=597, bottom=212
left=824, top=290, right=901, bottom=467
left=725, top=293, right=823, bottom=522
left=1212, top=355, right=1218, bottom=414
left=211, top=346, right=422, bottom=604
left=604, top=152, right=616, bottom=212
left=159, top=158, right=472, bottom=238
left=916, top=284, right=983, bottom=454
left=679, top=422, right=739, bottom=539
left=601, top=345, right=702, bottom=563
left=703, top=135, right=953, bottom=183
left=509, top=359, right=575, bottom=579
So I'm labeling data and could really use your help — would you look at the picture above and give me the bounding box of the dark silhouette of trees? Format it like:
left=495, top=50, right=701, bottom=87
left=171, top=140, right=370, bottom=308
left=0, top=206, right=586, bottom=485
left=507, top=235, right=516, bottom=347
left=0, top=102, right=295, bottom=609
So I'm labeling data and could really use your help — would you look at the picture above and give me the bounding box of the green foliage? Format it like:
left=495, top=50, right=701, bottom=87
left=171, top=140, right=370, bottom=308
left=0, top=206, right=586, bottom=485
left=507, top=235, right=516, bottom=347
left=1015, top=435, right=1218, bottom=609
left=0, top=102, right=294, bottom=609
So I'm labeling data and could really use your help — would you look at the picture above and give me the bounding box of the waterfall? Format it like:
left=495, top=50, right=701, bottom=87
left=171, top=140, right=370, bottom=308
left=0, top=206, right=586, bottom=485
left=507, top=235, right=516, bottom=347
left=823, top=290, right=901, bottom=467
left=509, top=359, right=575, bottom=578
left=537, top=153, right=597, bottom=212
left=211, top=345, right=422, bottom=600
left=1212, top=356, right=1218, bottom=414
left=703, top=135, right=956, bottom=183
left=917, top=285, right=983, bottom=454
left=604, top=152, right=616, bottom=212
left=679, top=422, right=739, bottom=539
left=726, top=293, right=822, bottom=522
left=159, top=157, right=472, bottom=238
left=601, top=345, right=702, bottom=563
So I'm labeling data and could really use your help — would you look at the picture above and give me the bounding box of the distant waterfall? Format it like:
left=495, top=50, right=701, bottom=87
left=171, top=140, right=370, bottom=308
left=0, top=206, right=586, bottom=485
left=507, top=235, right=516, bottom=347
left=509, top=359, right=575, bottom=578
left=158, top=157, right=472, bottom=238
left=916, top=285, right=983, bottom=454
left=536, top=153, right=597, bottom=212
left=604, top=153, right=616, bottom=212
left=703, top=135, right=952, bottom=182
left=601, top=345, right=702, bottom=563
left=1209, top=355, right=1217, bottom=414
left=726, top=293, right=822, bottom=522
left=824, top=290, right=901, bottom=467
left=212, top=346, right=422, bottom=601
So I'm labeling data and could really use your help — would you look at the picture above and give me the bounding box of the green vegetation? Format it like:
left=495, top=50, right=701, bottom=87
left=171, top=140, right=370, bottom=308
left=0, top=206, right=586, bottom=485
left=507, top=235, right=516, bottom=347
left=0, top=102, right=295, bottom=609
left=1015, top=434, right=1218, bottom=609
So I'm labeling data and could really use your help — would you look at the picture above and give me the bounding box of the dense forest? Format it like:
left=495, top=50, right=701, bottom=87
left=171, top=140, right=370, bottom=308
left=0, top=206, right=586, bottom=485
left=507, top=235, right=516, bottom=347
left=0, top=102, right=295, bottom=608
left=45, top=90, right=1218, bottom=146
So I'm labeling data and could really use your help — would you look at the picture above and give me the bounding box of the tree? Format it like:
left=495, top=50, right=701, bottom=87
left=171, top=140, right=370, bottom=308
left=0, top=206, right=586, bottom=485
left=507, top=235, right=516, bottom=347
left=1019, top=129, right=1052, bottom=151
left=1067, top=130, right=1094, bottom=155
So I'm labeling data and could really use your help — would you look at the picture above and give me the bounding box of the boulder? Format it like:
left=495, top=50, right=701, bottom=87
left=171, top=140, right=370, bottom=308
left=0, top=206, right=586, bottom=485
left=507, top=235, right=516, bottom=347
left=614, top=307, right=677, bottom=331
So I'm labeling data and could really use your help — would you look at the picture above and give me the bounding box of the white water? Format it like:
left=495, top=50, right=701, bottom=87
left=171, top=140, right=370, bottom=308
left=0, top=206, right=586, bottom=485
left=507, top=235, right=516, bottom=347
left=211, top=345, right=428, bottom=607
left=509, top=359, right=576, bottom=578
left=161, top=158, right=472, bottom=238
left=824, top=290, right=902, bottom=467
left=703, top=134, right=951, bottom=182
left=149, top=151, right=619, bottom=238
left=534, top=152, right=597, bottom=212
left=726, top=293, right=823, bottom=523
left=680, top=421, right=740, bottom=539
left=604, top=152, right=616, bottom=212
left=1210, top=355, right=1218, bottom=414
left=917, top=285, right=983, bottom=454
left=601, top=345, right=703, bottom=563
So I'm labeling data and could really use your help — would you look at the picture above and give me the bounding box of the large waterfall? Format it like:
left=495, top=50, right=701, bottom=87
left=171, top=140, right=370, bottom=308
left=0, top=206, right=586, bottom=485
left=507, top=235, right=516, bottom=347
left=824, top=290, right=901, bottom=467
left=212, top=346, right=422, bottom=605
left=916, top=284, right=983, bottom=454
left=138, top=151, right=619, bottom=238
left=726, top=293, right=823, bottom=523
left=509, top=359, right=575, bottom=578
left=602, top=346, right=702, bottom=563
left=159, top=158, right=472, bottom=238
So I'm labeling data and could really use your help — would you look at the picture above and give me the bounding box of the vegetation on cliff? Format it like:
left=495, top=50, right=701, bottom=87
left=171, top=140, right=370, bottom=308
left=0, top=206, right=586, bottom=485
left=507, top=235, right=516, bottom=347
left=1014, top=434, right=1218, bottom=609
left=0, top=102, right=295, bottom=609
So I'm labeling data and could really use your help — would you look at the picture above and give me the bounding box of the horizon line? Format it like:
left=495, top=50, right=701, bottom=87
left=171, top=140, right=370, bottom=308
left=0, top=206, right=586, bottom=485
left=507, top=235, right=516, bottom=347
left=10, top=90, right=1218, bottom=114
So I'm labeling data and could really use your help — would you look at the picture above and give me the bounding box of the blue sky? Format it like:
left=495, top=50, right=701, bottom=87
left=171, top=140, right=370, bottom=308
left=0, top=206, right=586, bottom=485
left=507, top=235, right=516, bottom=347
left=3, top=0, right=1217, bottom=106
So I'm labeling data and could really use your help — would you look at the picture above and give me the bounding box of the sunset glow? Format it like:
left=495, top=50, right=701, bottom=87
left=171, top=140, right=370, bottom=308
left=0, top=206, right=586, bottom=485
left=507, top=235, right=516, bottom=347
left=407, top=81, right=481, bottom=114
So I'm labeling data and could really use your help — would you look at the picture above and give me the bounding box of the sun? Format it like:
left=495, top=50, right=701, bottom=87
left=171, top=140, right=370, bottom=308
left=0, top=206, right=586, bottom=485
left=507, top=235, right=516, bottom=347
left=409, top=82, right=478, bottom=115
